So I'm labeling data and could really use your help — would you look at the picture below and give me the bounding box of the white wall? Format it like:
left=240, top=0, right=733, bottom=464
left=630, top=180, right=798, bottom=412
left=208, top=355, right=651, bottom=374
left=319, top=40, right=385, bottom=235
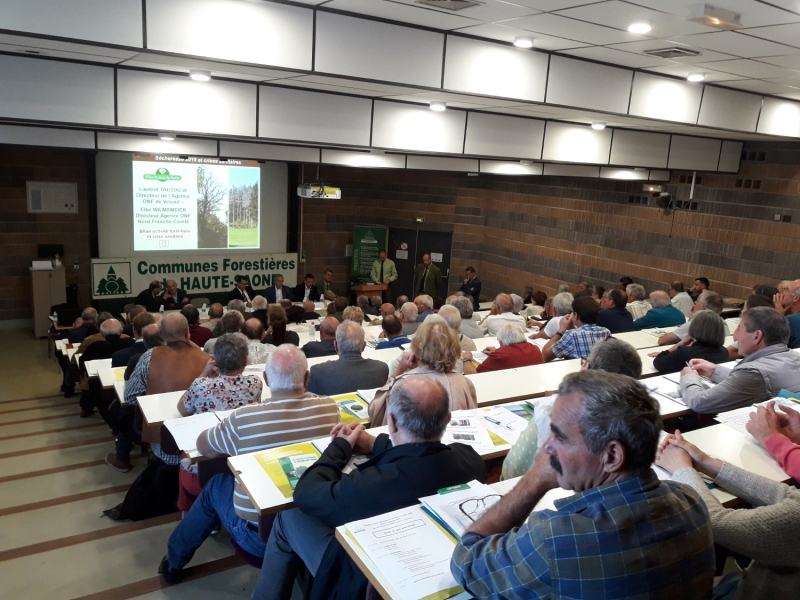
left=629, top=72, right=703, bottom=124
left=542, top=122, right=612, bottom=164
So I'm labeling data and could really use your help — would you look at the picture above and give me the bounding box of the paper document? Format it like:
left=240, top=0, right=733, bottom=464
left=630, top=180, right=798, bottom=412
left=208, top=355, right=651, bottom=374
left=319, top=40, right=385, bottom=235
left=253, top=442, right=321, bottom=498
left=312, top=437, right=370, bottom=474
left=345, top=505, right=464, bottom=600
left=643, top=329, right=667, bottom=337
left=443, top=411, right=495, bottom=452
left=717, top=396, right=800, bottom=436
left=113, top=368, right=125, bottom=381
left=333, top=393, right=371, bottom=423
left=644, top=375, right=686, bottom=406
left=419, top=480, right=501, bottom=538
left=356, top=388, right=380, bottom=404
left=470, top=351, right=489, bottom=364
left=473, top=406, right=529, bottom=445
left=85, top=359, right=112, bottom=377
left=528, top=338, right=548, bottom=349
left=163, top=412, right=221, bottom=452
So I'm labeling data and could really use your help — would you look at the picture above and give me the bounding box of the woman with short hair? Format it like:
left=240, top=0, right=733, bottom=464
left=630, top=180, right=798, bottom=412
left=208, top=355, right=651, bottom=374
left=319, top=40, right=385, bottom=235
left=652, top=311, right=729, bottom=374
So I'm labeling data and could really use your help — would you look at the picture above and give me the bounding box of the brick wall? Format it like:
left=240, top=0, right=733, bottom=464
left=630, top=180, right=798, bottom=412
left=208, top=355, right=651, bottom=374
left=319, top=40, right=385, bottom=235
left=0, top=146, right=92, bottom=323
left=300, top=140, right=800, bottom=302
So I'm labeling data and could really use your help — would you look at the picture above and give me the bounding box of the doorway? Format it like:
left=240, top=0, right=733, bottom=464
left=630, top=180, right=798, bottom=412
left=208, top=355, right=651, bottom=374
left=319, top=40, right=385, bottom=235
left=387, top=228, right=453, bottom=300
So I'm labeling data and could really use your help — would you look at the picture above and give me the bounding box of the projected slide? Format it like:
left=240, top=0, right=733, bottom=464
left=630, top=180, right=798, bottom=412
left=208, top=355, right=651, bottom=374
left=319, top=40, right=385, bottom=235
left=132, top=155, right=260, bottom=251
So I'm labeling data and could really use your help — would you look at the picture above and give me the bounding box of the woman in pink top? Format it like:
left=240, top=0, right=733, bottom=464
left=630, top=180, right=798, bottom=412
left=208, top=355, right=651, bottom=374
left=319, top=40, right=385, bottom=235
left=746, top=400, right=800, bottom=480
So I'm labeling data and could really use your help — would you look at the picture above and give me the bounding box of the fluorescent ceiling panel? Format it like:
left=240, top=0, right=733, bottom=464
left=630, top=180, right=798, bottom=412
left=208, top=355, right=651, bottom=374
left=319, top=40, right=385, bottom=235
left=480, top=160, right=543, bottom=175
left=697, top=86, right=762, bottom=132
left=546, top=55, right=632, bottom=114
left=609, top=129, right=670, bottom=168
left=667, top=135, right=722, bottom=170
left=600, top=168, right=649, bottom=180
left=757, top=97, right=800, bottom=137
left=464, top=112, right=545, bottom=159
left=628, top=72, right=703, bottom=124
left=542, top=122, right=612, bottom=165
left=371, top=101, right=467, bottom=154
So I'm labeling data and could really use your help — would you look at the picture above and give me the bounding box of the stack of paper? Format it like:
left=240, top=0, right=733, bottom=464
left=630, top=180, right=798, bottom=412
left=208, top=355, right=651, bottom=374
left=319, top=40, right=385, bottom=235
left=473, top=406, right=529, bottom=445
left=717, top=396, right=800, bottom=436
left=334, top=394, right=371, bottom=424
left=163, top=412, right=222, bottom=452
left=443, top=411, right=495, bottom=452
left=254, top=442, right=321, bottom=498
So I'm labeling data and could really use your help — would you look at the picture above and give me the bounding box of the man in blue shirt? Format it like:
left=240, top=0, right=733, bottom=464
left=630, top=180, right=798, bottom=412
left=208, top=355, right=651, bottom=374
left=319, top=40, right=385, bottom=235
left=375, top=315, right=410, bottom=350
left=543, top=296, right=610, bottom=361
left=451, top=370, right=715, bottom=599
left=458, top=266, right=481, bottom=311
left=633, top=290, right=686, bottom=330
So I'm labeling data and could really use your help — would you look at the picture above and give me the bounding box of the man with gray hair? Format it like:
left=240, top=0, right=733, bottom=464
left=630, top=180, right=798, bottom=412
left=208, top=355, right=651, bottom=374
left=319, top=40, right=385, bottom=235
left=480, top=293, right=524, bottom=336
left=450, top=296, right=484, bottom=339
left=438, top=304, right=477, bottom=353
left=205, top=310, right=244, bottom=354
left=658, top=291, right=727, bottom=346
left=453, top=370, right=715, bottom=598
left=398, top=301, right=420, bottom=335
left=253, top=375, right=486, bottom=600
left=160, top=344, right=340, bottom=584
left=633, top=290, right=686, bottom=330
left=625, top=283, right=652, bottom=320
left=414, top=294, right=434, bottom=322
left=357, top=294, right=377, bottom=318
left=463, top=322, right=542, bottom=374
left=531, top=292, right=573, bottom=340
left=510, top=293, right=525, bottom=315
left=77, top=318, right=134, bottom=418
left=201, top=302, right=223, bottom=332
left=306, top=320, right=389, bottom=396
left=302, top=315, right=339, bottom=358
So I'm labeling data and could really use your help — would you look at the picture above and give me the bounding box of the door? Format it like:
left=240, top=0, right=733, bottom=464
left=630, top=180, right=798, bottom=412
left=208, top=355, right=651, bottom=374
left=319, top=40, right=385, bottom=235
left=387, top=228, right=453, bottom=300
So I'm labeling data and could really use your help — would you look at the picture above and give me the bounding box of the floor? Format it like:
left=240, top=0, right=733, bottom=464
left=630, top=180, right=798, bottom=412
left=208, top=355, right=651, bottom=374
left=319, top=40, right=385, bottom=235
left=0, top=328, right=296, bottom=600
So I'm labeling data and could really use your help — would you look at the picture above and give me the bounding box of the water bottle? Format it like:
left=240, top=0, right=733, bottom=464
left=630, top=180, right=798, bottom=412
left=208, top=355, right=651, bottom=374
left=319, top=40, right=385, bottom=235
left=52, top=310, right=58, bottom=324
left=159, top=304, right=164, bottom=314
left=308, top=321, right=316, bottom=342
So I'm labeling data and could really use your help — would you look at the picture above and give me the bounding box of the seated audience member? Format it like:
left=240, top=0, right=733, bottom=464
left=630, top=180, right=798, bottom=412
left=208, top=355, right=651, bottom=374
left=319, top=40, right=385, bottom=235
left=78, top=318, right=134, bottom=417
left=162, top=279, right=189, bottom=310
left=625, top=283, right=652, bottom=320
left=657, top=430, right=800, bottom=600
left=774, top=278, right=800, bottom=347
left=369, top=319, right=478, bottom=425
left=204, top=311, right=244, bottom=354
left=398, top=301, right=420, bottom=335
left=320, top=268, right=337, bottom=297
left=542, top=296, right=610, bottom=361
left=325, top=302, right=337, bottom=317
left=119, top=313, right=208, bottom=472
left=293, top=273, right=320, bottom=302
left=263, top=305, right=300, bottom=347
left=680, top=307, right=800, bottom=413
left=522, top=285, right=534, bottom=304
left=450, top=296, right=484, bottom=339
left=285, top=304, right=305, bottom=325
left=342, top=305, right=365, bottom=325
left=591, top=285, right=605, bottom=302
left=124, top=323, right=164, bottom=380
left=557, top=283, right=571, bottom=293
left=414, top=294, right=434, bottom=322
left=181, top=304, right=212, bottom=348
left=753, top=283, right=778, bottom=300
left=357, top=295, right=377, bottom=318
left=112, top=312, right=156, bottom=368
left=596, top=288, right=635, bottom=334
left=122, top=304, right=146, bottom=337
left=658, top=291, right=726, bottom=346
left=250, top=295, right=269, bottom=330
left=669, top=281, right=694, bottom=318
left=725, top=294, right=774, bottom=361
left=618, top=275, right=633, bottom=291
left=331, top=296, right=348, bottom=322
left=264, top=273, right=292, bottom=304
left=242, top=318, right=275, bottom=365
left=75, top=312, right=117, bottom=354
left=746, top=400, right=800, bottom=481
left=201, top=303, right=223, bottom=333
left=68, top=307, right=98, bottom=344
left=529, top=292, right=572, bottom=339
left=159, top=345, right=339, bottom=584
left=135, top=280, right=166, bottom=313
left=254, top=376, right=486, bottom=600
left=463, top=322, right=542, bottom=374
left=395, top=294, right=409, bottom=310
left=652, top=311, right=729, bottom=375
left=368, top=302, right=396, bottom=325
left=323, top=290, right=336, bottom=303
left=176, top=333, right=263, bottom=510
left=529, top=290, right=547, bottom=318
left=689, top=276, right=710, bottom=301
left=210, top=299, right=245, bottom=338
left=479, top=293, right=524, bottom=336
left=301, top=316, right=339, bottom=358
left=279, top=298, right=292, bottom=310
left=453, top=371, right=715, bottom=599
left=369, top=295, right=382, bottom=311
left=375, top=315, right=410, bottom=350
left=501, top=337, right=642, bottom=480
left=633, top=290, right=686, bottom=330
left=438, top=304, right=476, bottom=353
left=306, top=321, right=389, bottom=396
left=510, top=293, right=525, bottom=315
left=228, top=274, right=255, bottom=306
left=573, top=280, right=592, bottom=298
left=433, top=296, right=445, bottom=313
left=301, top=300, right=320, bottom=322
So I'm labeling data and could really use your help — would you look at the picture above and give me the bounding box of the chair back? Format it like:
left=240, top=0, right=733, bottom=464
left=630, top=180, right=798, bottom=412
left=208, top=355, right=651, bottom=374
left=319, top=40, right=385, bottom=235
left=191, top=298, right=211, bottom=308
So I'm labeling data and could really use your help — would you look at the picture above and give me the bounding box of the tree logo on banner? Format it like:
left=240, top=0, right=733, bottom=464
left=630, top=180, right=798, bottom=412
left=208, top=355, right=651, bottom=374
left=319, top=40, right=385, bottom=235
left=95, top=266, right=130, bottom=296
left=143, top=168, right=182, bottom=182
left=361, top=229, right=378, bottom=244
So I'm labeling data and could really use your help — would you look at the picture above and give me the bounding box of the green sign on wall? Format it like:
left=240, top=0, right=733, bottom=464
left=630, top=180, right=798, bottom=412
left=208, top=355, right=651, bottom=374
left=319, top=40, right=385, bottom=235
left=351, top=225, right=387, bottom=284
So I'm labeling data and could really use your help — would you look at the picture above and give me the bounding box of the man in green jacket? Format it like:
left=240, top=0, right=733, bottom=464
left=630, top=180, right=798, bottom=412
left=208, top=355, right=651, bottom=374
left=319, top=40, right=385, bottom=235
left=370, top=250, right=398, bottom=302
left=413, top=253, right=442, bottom=298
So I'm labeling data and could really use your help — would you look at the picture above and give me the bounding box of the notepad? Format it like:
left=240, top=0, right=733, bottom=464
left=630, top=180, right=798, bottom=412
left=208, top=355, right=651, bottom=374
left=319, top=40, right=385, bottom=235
left=163, top=412, right=222, bottom=452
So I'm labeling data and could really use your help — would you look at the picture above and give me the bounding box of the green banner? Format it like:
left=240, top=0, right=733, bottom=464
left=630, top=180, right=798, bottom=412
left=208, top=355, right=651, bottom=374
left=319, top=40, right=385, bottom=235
left=351, top=226, right=387, bottom=284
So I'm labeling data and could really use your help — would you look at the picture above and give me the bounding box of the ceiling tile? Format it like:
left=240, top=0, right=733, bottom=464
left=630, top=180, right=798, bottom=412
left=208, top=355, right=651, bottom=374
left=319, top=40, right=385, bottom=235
left=627, top=1, right=800, bottom=27
left=776, top=90, right=800, bottom=100
left=390, top=0, right=541, bottom=22
left=555, top=1, right=714, bottom=37
left=740, top=23, right=800, bottom=49
left=560, top=45, right=671, bottom=68
left=756, top=54, right=800, bottom=69
left=762, top=74, right=800, bottom=86
left=503, top=13, right=644, bottom=45
left=451, top=23, right=590, bottom=50
left=322, top=0, right=479, bottom=30
left=502, top=0, right=607, bottom=11
left=692, top=58, right=796, bottom=78
left=670, top=31, right=799, bottom=57
left=605, top=39, right=737, bottom=63
left=120, top=60, right=294, bottom=82
left=642, top=63, right=747, bottom=81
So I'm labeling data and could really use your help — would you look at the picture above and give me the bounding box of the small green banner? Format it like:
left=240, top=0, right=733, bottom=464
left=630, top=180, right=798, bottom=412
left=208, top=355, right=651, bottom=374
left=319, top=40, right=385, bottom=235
left=351, top=225, right=387, bottom=285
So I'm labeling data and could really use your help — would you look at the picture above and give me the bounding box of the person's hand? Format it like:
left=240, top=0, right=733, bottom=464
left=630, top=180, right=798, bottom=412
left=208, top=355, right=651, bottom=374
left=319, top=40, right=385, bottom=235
left=658, top=430, right=721, bottom=478
left=773, top=293, right=788, bottom=315
left=334, top=423, right=366, bottom=449
left=462, top=351, right=473, bottom=361
left=779, top=404, right=800, bottom=444
left=182, top=297, right=189, bottom=304
left=655, top=440, right=693, bottom=474
left=530, top=447, right=559, bottom=490
left=393, top=351, right=419, bottom=377
left=201, top=356, right=219, bottom=378
left=647, top=351, right=660, bottom=358
left=351, top=427, right=376, bottom=455
left=483, top=346, right=496, bottom=354
left=384, top=278, right=390, bottom=284
left=558, top=314, right=575, bottom=334
left=746, top=402, right=785, bottom=443
left=675, top=335, right=695, bottom=348
left=688, top=359, right=716, bottom=377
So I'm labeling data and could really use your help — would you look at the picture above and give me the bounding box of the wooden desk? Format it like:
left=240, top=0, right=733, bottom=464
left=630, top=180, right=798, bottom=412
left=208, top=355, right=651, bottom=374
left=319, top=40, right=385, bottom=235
left=352, top=283, right=389, bottom=303
left=85, top=358, right=112, bottom=378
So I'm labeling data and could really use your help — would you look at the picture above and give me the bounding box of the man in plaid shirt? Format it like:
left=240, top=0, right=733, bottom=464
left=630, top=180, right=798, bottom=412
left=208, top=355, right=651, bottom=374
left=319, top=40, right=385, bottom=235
left=543, top=296, right=610, bottom=361
left=451, top=371, right=715, bottom=599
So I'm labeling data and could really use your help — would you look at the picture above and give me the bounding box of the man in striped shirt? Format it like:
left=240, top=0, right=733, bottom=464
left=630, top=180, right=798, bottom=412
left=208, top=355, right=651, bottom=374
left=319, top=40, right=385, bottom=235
left=159, top=344, right=340, bottom=583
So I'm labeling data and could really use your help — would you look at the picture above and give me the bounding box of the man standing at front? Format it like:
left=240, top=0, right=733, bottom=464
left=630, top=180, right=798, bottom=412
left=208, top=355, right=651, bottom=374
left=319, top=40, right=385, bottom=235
left=370, top=250, right=397, bottom=302
left=458, top=266, right=481, bottom=310
left=451, top=370, right=715, bottom=599
left=414, top=253, right=442, bottom=298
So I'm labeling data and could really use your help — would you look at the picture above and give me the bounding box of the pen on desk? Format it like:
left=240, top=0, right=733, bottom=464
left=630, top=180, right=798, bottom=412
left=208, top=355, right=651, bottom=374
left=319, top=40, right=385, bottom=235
left=484, top=416, right=514, bottom=431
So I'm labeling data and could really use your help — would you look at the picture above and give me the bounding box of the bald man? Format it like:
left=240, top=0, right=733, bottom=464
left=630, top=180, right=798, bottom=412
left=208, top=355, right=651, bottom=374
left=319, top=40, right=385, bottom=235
left=633, top=290, right=686, bottom=330
left=301, top=316, right=339, bottom=358
left=479, top=293, right=525, bottom=336
left=77, top=318, right=134, bottom=418
left=302, top=300, right=321, bottom=322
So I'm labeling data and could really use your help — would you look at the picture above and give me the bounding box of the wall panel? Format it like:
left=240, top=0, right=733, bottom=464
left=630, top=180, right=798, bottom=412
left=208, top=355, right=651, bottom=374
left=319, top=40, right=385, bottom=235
left=718, top=140, right=744, bottom=173
left=542, top=122, right=612, bottom=165
left=464, top=112, right=544, bottom=159
left=629, top=72, right=703, bottom=124
left=698, top=86, right=762, bottom=132
left=220, top=141, right=319, bottom=163
left=97, top=132, right=217, bottom=155
left=757, top=97, right=800, bottom=138
left=406, top=155, right=478, bottom=172
left=322, top=150, right=405, bottom=168
left=480, top=160, right=543, bottom=175
left=371, top=101, right=466, bottom=154
left=0, top=125, right=95, bottom=149
left=609, top=129, right=670, bottom=168
left=667, top=136, right=722, bottom=171
left=546, top=55, right=632, bottom=114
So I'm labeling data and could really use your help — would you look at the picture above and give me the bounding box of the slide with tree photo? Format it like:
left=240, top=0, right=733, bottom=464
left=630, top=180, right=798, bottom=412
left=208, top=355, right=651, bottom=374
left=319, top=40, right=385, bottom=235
left=133, top=155, right=260, bottom=251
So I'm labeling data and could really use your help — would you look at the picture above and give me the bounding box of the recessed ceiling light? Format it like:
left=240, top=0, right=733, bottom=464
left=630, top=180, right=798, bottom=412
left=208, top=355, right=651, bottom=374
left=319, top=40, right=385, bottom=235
left=189, top=69, right=211, bottom=82
left=159, top=133, right=176, bottom=141
left=687, top=73, right=705, bottom=82
left=591, top=122, right=606, bottom=131
left=513, top=36, right=534, bottom=48
left=430, top=101, right=447, bottom=112
left=628, top=20, right=652, bottom=34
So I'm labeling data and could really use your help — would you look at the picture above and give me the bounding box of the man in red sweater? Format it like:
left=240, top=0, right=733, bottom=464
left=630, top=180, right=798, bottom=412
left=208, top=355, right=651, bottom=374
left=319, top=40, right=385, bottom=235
left=463, top=323, right=543, bottom=374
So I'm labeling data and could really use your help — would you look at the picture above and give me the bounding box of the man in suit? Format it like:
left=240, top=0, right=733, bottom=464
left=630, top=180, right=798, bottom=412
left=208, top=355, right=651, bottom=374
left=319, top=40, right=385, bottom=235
left=301, top=316, right=339, bottom=358
left=458, top=266, right=482, bottom=311
left=301, top=300, right=321, bottom=322
left=413, top=253, right=442, bottom=298
left=306, top=321, right=389, bottom=396
left=320, top=269, right=337, bottom=297
left=293, top=273, right=321, bottom=303
left=251, top=295, right=269, bottom=330
left=264, top=274, right=292, bottom=304
left=228, top=275, right=255, bottom=306
left=371, top=250, right=398, bottom=302
left=112, top=312, right=156, bottom=368
left=135, top=281, right=166, bottom=313
left=162, top=279, right=189, bottom=310
left=78, top=318, right=134, bottom=418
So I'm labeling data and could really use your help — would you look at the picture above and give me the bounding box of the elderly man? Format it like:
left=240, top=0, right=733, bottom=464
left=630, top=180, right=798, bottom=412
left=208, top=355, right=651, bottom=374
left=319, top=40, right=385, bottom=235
left=122, top=304, right=146, bottom=338
left=264, top=273, right=292, bottom=304
left=596, top=288, right=635, bottom=334
left=414, top=294, right=434, bottom=322
left=331, top=296, right=348, bottom=323
left=463, top=322, right=542, bottom=374
left=201, top=303, right=223, bottom=332
left=658, top=291, right=726, bottom=346
left=368, top=302, right=395, bottom=325
left=414, top=253, right=442, bottom=297
left=690, top=276, right=710, bottom=301
left=249, top=295, right=269, bottom=329
left=135, top=280, right=166, bottom=313
left=530, top=292, right=573, bottom=340
left=395, top=294, right=409, bottom=311
left=625, top=283, right=651, bottom=320
left=113, top=312, right=156, bottom=368
left=681, top=307, right=800, bottom=413
left=77, top=318, right=134, bottom=417
left=480, top=293, right=524, bottom=336
left=669, top=281, right=694, bottom=318
left=118, top=313, right=208, bottom=472
left=375, top=315, right=410, bottom=350
left=301, top=316, right=339, bottom=358
left=458, top=266, right=482, bottom=310
left=205, top=311, right=244, bottom=354
left=253, top=376, right=486, bottom=600
left=357, top=295, right=378, bottom=318
left=450, top=296, right=484, bottom=339
left=452, top=370, right=715, bottom=598
left=775, top=279, right=800, bottom=347
left=67, top=307, right=99, bottom=344
left=162, top=279, right=189, bottom=310
left=180, top=304, right=212, bottom=347
left=543, top=296, right=609, bottom=361
left=301, top=300, right=321, bottom=322
left=306, top=321, right=389, bottom=396
left=398, top=301, right=420, bottom=335
left=438, top=304, right=477, bottom=354
left=242, top=318, right=274, bottom=365
left=510, top=293, right=525, bottom=315
left=633, top=290, right=686, bottom=330
left=159, top=345, right=340, bottom=584
left=573, top=280, right=592, bottom=298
